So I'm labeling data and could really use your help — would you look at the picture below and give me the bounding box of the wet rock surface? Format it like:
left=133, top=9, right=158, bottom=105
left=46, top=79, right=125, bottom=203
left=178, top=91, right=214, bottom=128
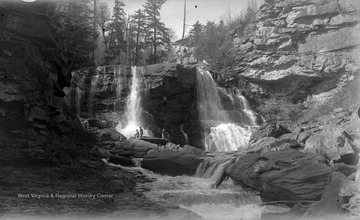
left=234, top=0, right=360, bottom=117
left=67, top=63, right=201, bottom=147
left=141, top=148, right=205, bottom=176
left=225, top=150, right=331, bottom=201
left=226, top=107, right=360, bottom=218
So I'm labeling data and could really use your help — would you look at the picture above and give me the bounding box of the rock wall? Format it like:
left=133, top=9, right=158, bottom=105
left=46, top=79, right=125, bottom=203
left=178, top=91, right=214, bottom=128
left=67, top=63, right=202, bottom=147
left=234, top=0, right=360, bottom=116
left=0, top=1, right=76, bottom=137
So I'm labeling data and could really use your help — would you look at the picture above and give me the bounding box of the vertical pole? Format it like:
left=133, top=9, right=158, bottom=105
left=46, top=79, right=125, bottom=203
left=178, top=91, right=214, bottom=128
left=182, top=0, right=186, bottom=39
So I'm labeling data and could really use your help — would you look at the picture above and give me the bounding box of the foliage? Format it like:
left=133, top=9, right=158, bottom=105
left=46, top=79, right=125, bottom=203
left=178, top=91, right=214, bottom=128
left=186, top=3, right=259, bottom=76
left=128, top=9, right=147, bottom=65
left=47, top=0, right=97, bottom=69
left=257, top=98, right=306, bottom=122
left=143, top=0, right=170, bottom=64
left=106, top=0, right=127, bottom=63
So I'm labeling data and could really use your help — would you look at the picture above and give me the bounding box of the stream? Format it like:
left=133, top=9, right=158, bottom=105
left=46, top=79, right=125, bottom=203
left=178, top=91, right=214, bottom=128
left=105, top=154, right=290, bottom=220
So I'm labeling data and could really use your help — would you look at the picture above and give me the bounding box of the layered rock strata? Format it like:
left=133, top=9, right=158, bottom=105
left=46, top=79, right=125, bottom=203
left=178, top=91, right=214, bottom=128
left=234, top=0, right=360, bottom=115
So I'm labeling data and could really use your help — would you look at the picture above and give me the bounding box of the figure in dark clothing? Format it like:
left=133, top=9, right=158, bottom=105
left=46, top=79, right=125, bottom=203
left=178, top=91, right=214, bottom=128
left=139, top=126, right=144, bottom=137
left=134, top=129, right=139, bottom=138
left=161, top=129, right=170, bottom=140
left=180, top=124, right=188, bottom=144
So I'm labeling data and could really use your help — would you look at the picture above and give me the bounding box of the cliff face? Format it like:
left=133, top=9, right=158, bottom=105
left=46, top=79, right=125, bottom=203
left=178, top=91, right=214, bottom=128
left=234, top=0, right=360, bottom=116
left=0, top=1, right=73, bottom=135
left=67, top=63, right=201, bottom=146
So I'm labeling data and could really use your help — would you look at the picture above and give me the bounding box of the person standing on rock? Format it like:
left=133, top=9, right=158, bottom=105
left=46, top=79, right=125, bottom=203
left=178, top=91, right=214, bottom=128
left=134, top=129, right=139, bottom=138
left=180, top=124, right=188, bottom=144
left=161, top=129, right=170, bottom=140
left=139, top=126, right=143, bottom=137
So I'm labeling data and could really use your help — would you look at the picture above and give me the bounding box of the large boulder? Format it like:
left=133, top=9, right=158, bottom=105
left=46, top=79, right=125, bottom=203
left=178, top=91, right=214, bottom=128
left=304, top=126, right=359, bottom=163
left=93, top=127, right=127, bottom=142
left=180, top=145, right=206, bottom=156
left=128, top=138, right=158, bottom=158
left=248, top=137, right=301, bottom=153
left=250, top=121, right=290, bottom=143
left=141, top=150, right=204, bottom=176
left=224, top=150, right=331, bottom=201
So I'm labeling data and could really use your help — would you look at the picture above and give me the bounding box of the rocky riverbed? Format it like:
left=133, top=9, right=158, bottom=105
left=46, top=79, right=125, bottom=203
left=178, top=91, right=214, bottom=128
left=1, top=0, right=360, bottom=219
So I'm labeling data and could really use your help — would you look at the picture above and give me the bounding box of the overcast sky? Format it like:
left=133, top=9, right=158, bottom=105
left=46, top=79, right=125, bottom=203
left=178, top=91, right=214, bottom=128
left=102, top=0, right=262, bottom=39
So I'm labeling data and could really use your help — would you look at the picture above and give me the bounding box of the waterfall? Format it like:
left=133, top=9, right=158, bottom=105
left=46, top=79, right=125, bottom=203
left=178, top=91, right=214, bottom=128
left=206, top=124, right=252, bottom=152
left=89, top=71, right=100, bottom=118
left=196, top=68, right=257, bottom=152
left=116, top=66, right=146, bottom=138
left=113, top=65, right=125, bottom=112
left=196, top=68, right=227, bottom=122
left=195, top=156, right=235, bottom=182
left=238, top=94, right=258, bottom=126
left=104, top=155, right=291, bottom=220
left=76, top=75, right=86, bottom=117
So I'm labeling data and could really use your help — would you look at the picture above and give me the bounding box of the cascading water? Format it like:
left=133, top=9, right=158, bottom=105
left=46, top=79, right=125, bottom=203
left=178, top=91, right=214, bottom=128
left=196, top=68, right=227, bottom=122
left=238, top=93, right=258, bottom=126
left=196, top=68, right=258, bottom=152
left=206, top=124, right=252, bottom=152
left=104, top=155, right=289, bottom=220
left=116, top=66, right=149, bottom=138
left=89, top=71, right=100, bottom=117
left=113, top=65, right=127, bottom=112
left=76, top=75, right=86, bottom=117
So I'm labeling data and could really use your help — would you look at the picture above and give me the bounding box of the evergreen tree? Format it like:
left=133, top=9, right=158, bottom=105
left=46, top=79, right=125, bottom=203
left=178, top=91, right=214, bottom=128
left=108, top=0, right=127, bottom=63
left=143, top=0, right=170, bottom=64
left=129, top=9, right=146, bottom=65
left=188, top=20, right=203, bottom=47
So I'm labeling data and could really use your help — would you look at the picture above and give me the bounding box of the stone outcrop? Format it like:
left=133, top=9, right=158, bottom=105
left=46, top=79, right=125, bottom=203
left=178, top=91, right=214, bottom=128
left=225, top=150, right=331, bottom=201
left=0, top=1, right=72, bottom=134
left=67, top=63, right=202, bottom=147
left=234, top=0, right=360, bottom=116
left=0, top=2, right=203, bottom=218
left=141, top=148, right=205, bottom=176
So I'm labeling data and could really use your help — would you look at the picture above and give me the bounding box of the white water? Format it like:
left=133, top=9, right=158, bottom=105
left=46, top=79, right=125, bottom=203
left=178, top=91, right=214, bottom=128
left=205, top=124, right=252, bottom=152
left=114, top=65, right=125, bottom=112
left=89, top=72, right=100, bottom=117
left=196, top=68, right=258, bottom=152
left=197, top=68, right=228, bottom=122
left=115, top=66, right=153, bottom=138
left=104, top=156, right=271, bottom=220
left=76, top=75, right=86, bottom=117
left=238, top=94, right=258, bottom=126
left=116, top=66, right=143, bottom=138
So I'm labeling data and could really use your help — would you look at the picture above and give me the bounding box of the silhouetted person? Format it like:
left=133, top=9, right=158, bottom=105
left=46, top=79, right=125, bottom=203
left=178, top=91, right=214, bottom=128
left=134, top=129, right=139, bottom=138
left=139, top=126, right=144, bottom=137
left=161, top=129, right=170, bottom=140
left=180, top=124, right=188, bottom=144
left=162, top=97, right=167, bottom=105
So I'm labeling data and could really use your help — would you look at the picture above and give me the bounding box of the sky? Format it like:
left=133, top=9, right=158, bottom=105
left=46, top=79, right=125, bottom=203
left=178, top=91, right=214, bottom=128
left=102, top=0, right=261, bottom=39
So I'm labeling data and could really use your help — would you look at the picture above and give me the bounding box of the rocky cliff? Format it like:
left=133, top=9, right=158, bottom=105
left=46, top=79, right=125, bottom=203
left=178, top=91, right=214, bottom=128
left=234, top=0, right=360, bottom=119
left=0, top=1, right=72, bottom=134
left=67, top=63, right=202, bottom=146
left=1, top=2, right=201, bottom=218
